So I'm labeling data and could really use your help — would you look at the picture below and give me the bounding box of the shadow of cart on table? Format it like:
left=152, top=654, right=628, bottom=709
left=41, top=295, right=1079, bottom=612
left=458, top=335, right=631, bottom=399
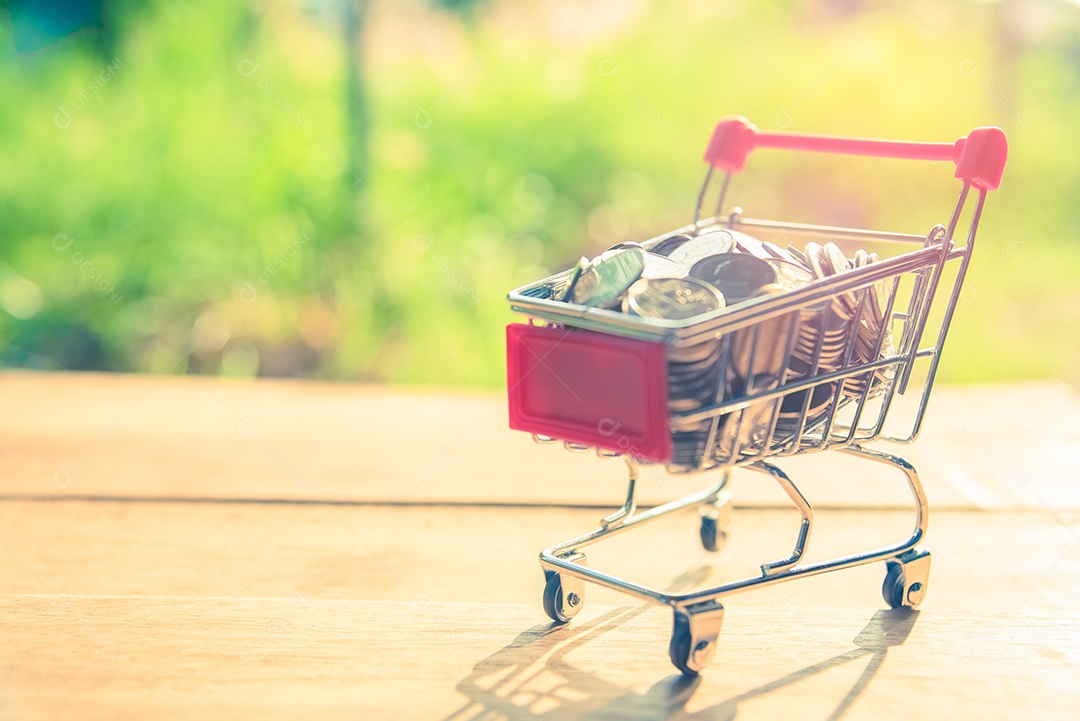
left=441, top=593, right=920, bottom=721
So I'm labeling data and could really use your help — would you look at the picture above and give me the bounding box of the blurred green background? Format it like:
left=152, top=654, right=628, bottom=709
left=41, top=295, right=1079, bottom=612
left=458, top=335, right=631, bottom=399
left=0, top=0, right=1077, bottom=388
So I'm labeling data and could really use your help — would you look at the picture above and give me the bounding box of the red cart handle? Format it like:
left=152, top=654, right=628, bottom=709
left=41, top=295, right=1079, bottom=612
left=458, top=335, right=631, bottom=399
left=703, top=116, right=1008, bottom=191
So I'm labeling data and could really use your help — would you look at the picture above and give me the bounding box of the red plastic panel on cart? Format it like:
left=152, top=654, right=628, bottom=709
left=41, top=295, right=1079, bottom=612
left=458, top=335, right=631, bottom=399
left=506, top=323, right=671, bottom=463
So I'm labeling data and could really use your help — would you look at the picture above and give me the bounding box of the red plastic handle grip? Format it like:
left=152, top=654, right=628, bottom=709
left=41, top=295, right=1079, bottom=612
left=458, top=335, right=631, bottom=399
left=703, top=116, right=1008, bottom=191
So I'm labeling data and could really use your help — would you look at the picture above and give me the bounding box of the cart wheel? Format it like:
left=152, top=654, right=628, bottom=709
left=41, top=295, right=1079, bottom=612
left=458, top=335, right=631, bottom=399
left=699, top=490, right=733, bottom=553
left=668, top=603, right=725, bottom=676
left=882, top=562, right=906, bottom=609
left=882, top=548, right=931, bottom=610
left=699, top=516, right=722, bottom=552
left=542, top=571, right=584, bottom=624
left=669, top=613, right=698, bottom=676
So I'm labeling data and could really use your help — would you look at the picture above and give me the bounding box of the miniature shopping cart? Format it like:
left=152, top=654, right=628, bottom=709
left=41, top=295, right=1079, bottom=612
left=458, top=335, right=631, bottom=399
left=505, top=116, right=1007, bottom=675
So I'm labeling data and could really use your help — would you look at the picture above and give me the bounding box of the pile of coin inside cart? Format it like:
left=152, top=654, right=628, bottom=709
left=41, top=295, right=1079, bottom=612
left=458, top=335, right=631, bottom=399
left=552, top=227, right=896, bottom=469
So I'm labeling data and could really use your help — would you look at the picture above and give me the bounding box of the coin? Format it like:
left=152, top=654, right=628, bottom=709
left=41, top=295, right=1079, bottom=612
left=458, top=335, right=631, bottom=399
left=786, top=245, right=812, bottom=269
left=668, top=380, right=716, bottom=398
left=822, top=242, right=852, bottom=276
left=569, top=247, right=646, bottom=307
left=711, top=411, right=744, bottom=464
left=743, top=282, right=795, bottom=374
left=765, top=258, right=814, bottom=292
left=777, top=382, right=836, bottom=423
left=853, top=248, right=889, bottom=326
left=540, top=220, right=914, bottom=468
left=641, top=252, right=690, bottom=279
left=804, top=241, right=859, bottom=321
left=762, top=241, right=802, bottom=264
left=625, top=277, right=725, bottom=320
left=667, top=340, right=722, bottom=363
left=668, top=230, right=735, bottom=267
left=669, top=352, right=722, bottom=373
left=730, top=229, right=772, bottom=260
left=650, top=233, right=693, bottom=257
left=671, top=429, right=711, bottom=468
left=822, top=241, right=862, bottom=318
left=688, top=253, right=777, bottom=305
left=806, top=242, right=828, bottom=279
left=558, top=256, right=590, bottom=302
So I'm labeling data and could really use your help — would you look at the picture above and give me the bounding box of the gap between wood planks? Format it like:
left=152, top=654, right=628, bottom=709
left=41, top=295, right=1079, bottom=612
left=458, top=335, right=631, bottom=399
left=0, top=493, right=1025, bottom=513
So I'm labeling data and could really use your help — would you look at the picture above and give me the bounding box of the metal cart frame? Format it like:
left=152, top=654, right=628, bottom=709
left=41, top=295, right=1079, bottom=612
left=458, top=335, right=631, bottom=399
left=505, top=117, right=1007, bottom=675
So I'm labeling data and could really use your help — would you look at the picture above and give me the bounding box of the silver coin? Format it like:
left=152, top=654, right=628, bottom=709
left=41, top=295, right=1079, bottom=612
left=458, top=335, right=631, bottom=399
left=668, top=398, right=710, bottom=412
left=765, top=258, right=814, bottom=293
left=666, top=339, right=722, bottom=364
left=804, top=242, right=858, bottom=321
left=731, top=284, right=797, bottom=381
left=805, top=242, right=828, bottom=279
left=854, top=248, right=889, bottom=327
left=729, top=229, right=772, bottom=260
left=688, top=253, right=777, bottom=305
left=669, top=356, right=722, bottom=376
left=668, top=230, right=735, bottom=268
left=557, top=256, right=590, bottom=302
left=625, top=277, right=725, bottom=320
left=821, top=242, right=852, bottom=276
left=641, top=252, right=690, bottom=279
left=668, top=383, right=716, bottom=402
left=780, top=379, right=836, bottom=411
left=786, top=245, right=812, bottom=269
left=822, top=242, right=861, bottom=318
left=569, top=247, right=645, bottom=307
left=650, top=233, right=694, bottom=257
left=668, top=362, right=721, bottom=378
left=762, top=241, right=801, bottom=264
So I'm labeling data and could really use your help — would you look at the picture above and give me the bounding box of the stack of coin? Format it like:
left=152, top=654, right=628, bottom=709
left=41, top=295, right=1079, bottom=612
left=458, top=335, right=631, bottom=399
left=715, top=284, right=799, bottom=463
left=797, top=242, right=895, bottom=401
left=666, top=339, right=724, bottom=469
left=848, top=248, right=896, bottom=396
left=551, top=228, right=898, bottom=467
left=618, top=276, right=727, bottom=468
left=768, top=241, right=893, bottom=441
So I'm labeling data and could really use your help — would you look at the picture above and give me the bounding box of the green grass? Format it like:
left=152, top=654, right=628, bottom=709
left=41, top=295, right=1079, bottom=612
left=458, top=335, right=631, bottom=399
left=1, top=0, right=1077, bottom=388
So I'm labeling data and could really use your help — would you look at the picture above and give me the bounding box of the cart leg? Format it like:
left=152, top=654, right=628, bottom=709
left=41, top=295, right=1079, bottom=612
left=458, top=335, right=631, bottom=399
left=600, top=457, right=639, bottom=530
left=838, top=445, right=931, bottom=610
left=839, top=445, right=928, bottom=546
left=542, top=552, right=587, bottom=623
left=699, top=471, right=733, bottom=552
left=669, top=600, right=726, bottom=676
left=751, top=461, right=814, bottom=575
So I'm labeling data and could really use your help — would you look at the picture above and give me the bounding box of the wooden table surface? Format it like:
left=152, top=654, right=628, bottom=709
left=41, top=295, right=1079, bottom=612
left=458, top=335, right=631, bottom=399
left=1, top=370, right=1077, bottom=720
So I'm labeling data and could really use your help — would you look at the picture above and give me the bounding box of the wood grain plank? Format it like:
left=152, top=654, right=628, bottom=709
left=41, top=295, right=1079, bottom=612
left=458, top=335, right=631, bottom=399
left=1, top=371, right=1077, bottom=510
left=1, top=502, right=1076, bottom=613
left=0, top=596, right=1076, bottom=721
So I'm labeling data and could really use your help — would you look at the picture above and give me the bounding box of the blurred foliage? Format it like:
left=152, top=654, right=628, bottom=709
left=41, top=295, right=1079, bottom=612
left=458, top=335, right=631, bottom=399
left=0, top=0, right=1078, bottom=388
